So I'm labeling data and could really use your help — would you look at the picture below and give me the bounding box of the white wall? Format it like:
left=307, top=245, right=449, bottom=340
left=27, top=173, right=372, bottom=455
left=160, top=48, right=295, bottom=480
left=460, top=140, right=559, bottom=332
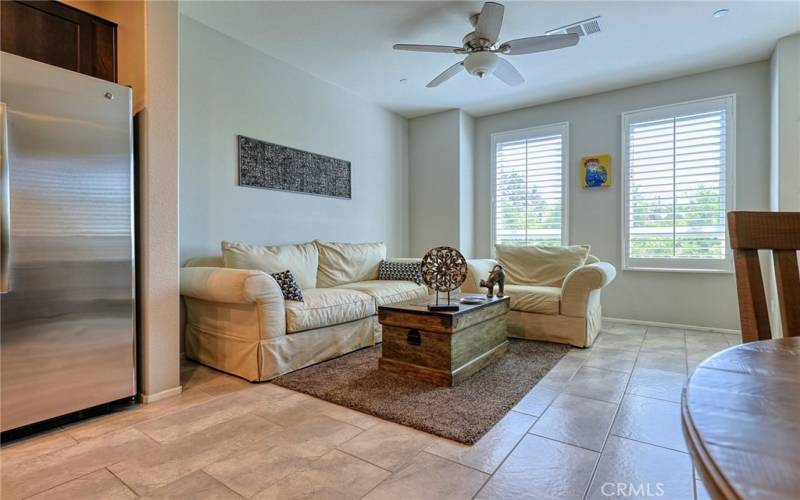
left=408, top=109, right=476, bottom=257
left=408, top=110, right=461, bottom=256
left=180, top=17, right=409, bottom=262
left=767, top=33, right=800, bottom=337
left=473, top=62, right=771, bottom=330
left=770, top=34, right=800, bottom=212
left=459, top=111, right=476, bottom=258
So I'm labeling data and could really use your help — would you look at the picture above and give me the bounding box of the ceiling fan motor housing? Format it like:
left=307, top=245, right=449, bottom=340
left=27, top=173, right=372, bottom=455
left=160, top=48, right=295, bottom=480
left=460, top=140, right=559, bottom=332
left=464, top=51, right=499, bottom=78
left=393, top=2, right=580, bottom=87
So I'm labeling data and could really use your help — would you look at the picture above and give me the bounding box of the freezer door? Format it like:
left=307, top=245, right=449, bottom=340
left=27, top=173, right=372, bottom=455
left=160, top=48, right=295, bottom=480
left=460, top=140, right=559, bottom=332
left=0, top=53, right=135, bottom=432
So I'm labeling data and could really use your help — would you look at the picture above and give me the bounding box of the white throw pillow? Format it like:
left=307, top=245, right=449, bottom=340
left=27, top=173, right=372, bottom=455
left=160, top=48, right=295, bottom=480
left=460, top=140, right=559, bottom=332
left=221, top=240, right=319, bottom=289
left=496, top=244, right=590, bottom=287
left=315, top=240, right=386, bottom=288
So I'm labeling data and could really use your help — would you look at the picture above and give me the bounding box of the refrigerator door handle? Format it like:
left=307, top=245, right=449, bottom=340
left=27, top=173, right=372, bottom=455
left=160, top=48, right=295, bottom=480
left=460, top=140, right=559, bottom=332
left=0, top=102, right=9, bottom=294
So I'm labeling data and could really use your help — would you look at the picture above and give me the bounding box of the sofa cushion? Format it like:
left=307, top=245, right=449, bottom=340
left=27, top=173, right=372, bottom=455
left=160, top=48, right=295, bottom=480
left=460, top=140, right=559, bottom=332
left=503, top=284, right=561, bottom=315
left=222, top=241, right=318, bottom=289
left=336, top=280, right=429, bottom=307
left=285, top=288, right=375, bottom=333
left=496, top=244, right=590, bottom=287
left=315, top=241, right=386, bottom=288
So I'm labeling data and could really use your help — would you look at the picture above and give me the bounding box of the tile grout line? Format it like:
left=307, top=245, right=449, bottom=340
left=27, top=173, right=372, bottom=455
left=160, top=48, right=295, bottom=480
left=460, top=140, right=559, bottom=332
left=470, top=426, right=532, bottom=500
left=523, top=432, right=606, bottom=456
left=18, top=466, right=111, bottom=500
left=105, top=466, right=146, bottom=499
left=244, top=448, right=355, bottom=500
left=355, top=449, right=433, bottom=500
left=491, top=324, right=675, bottom=500
left=580, top=328, right=656, bottom=500
left=471, top=352, right=591, bottom=500
left=21, top=462, right=130, bottom=500
left=624, top=391, right=683, bottom=405
left=605, top=434, right=689, bottom=456
left=334, top=447, right=396, bottom=474
left=62, top=387, right=241, bottom=444
left=419, top=447, right=501, bottom=477
left=206, top=471, right=248, bottom=500
left=6, top=328, right=732, bottom=500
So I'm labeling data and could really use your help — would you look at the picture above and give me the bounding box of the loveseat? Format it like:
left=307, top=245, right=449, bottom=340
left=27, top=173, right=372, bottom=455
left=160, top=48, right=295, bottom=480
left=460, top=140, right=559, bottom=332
left=180, top=240, right=428, bottom=381
left=461, top=245, right=616, bottom=347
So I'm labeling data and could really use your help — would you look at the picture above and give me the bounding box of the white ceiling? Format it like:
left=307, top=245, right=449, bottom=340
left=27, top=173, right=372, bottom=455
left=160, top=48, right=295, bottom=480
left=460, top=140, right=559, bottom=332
left=180, top=1, right=800, bottom=118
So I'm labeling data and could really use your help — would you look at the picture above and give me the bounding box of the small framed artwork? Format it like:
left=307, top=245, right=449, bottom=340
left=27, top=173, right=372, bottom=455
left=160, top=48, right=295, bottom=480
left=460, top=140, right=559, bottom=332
left=581, top=154, right=612, bottom=188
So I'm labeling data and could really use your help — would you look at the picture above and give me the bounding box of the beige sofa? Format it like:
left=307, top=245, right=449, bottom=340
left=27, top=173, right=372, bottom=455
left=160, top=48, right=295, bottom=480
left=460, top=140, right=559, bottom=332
left=461, top=245, right=616, bottom=348
left=180, top=240, right=428, bottom=381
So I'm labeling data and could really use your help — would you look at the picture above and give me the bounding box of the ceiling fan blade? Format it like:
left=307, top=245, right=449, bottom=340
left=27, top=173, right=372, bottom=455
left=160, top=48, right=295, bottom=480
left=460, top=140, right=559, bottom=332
left=474, top=2, right=504, bottom=43
left=426, top=61, right=465, bottom=88
left=493, top=57, right=524, bottom=86
left=500, top=33, right=579, bottom=55
left=393, top=44, right=463, bottom=54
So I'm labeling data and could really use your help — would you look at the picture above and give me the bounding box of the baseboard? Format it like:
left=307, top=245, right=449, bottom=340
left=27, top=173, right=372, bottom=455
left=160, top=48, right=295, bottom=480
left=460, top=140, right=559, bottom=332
left=605, top=317, right=741, bottom=336
left=140, top=385, right=183, bottom=404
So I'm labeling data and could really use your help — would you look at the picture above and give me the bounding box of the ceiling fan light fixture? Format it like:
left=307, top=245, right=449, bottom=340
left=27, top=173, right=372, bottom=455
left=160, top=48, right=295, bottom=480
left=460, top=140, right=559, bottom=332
left=464, top=52, right=499, bottom=78
left=393, top=2, right=580, bottom=88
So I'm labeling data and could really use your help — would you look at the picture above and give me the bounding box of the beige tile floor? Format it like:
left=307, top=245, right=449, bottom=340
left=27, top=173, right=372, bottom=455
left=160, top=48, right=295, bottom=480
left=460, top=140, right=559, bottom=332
left=1, top=322, right=741, bottom=500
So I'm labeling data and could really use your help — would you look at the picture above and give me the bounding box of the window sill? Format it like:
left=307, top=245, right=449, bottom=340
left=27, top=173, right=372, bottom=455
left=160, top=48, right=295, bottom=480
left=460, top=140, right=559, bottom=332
left=622, top=265, right=734, bottom=274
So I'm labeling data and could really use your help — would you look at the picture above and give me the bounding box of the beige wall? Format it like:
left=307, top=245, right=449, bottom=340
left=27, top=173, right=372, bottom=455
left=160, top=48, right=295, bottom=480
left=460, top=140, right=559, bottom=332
left=62, top=1, right=147, bottom=113
left=138, top=1, right=180, bottom=401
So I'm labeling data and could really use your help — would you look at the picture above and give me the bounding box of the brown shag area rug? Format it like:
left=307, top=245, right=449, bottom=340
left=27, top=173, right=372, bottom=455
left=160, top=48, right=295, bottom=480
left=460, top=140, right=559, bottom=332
left=272, top=339, right=571, bottom=444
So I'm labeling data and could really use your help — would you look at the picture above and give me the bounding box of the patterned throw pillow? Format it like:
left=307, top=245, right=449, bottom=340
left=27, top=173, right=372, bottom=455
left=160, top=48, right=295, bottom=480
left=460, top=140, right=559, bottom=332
left=271, top=270, right=304, bottom=302
left=378, top=260, right=423, bottom=285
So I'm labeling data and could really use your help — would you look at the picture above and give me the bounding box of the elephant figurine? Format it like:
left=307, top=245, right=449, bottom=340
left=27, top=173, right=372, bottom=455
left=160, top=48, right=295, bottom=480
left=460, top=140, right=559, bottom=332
left=480, top=265, right=505, bottom=298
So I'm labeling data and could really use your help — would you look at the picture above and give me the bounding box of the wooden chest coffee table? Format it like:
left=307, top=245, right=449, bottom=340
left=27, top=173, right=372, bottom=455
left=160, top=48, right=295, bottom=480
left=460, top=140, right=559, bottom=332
left=377, top=294, right=510, bottom=386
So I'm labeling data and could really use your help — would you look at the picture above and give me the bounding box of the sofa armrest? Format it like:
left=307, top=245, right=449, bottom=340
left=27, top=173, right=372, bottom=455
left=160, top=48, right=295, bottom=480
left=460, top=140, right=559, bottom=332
left=560, top=262, right=617, bottom=317
left=180, top=267, right=286, bottom=338
left=461, top=259, right=499, bottom=294
left=180, top=267, right=282, bottom=304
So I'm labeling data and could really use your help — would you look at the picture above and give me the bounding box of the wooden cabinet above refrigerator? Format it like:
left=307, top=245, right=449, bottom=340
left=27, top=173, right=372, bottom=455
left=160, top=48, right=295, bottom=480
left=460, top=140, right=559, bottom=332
left=1, top=0, right=117, bottom=82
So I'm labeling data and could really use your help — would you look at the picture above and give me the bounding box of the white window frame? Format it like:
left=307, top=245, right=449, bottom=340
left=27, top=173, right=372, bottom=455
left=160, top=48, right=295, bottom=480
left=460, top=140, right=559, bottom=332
left=621, top=95, right=736, bottom=273
left=490, top=122, right=570, bottom=252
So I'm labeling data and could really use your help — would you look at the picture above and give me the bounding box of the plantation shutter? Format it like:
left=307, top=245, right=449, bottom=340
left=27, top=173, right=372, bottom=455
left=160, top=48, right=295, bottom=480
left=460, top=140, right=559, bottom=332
left=622, top=96, right=734, bottom=271
left=494, top=124, right=567, bottom=247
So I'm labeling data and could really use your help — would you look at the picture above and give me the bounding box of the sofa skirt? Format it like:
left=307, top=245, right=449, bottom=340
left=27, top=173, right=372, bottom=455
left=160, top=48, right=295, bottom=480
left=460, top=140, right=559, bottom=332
left=186, top=316, right=380, bottom=382
left=506, top=302, right=602, bottom=348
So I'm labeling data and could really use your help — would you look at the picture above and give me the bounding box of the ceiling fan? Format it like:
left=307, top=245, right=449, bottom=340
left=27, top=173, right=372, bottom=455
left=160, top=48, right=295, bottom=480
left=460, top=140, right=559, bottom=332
left=393, top=2, right=579, bottom=88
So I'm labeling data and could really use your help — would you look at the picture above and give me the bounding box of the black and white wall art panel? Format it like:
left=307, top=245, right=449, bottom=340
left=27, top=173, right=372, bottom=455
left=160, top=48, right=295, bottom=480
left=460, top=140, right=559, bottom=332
left=237, top=135, right=351, bottom=199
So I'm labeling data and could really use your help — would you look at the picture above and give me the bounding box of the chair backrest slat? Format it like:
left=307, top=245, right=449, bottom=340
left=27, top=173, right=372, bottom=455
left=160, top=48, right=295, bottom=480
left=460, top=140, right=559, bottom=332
left=732, top=248, right=773, bottom=342
left=728, top=211, right=800, bottom=249
left=728, top=211, right=800, bottom=342
left=773, top=249, right=800, bottom=338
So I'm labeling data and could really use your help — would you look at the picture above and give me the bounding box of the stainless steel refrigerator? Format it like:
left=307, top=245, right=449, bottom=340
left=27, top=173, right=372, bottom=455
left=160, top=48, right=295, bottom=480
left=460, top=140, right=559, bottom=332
left=0, top=52, right=136, bottom=432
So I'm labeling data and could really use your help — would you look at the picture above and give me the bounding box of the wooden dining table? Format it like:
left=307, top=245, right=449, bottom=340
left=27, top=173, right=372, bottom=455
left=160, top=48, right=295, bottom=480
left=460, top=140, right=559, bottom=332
left=681, top=337, right=800, bottom=499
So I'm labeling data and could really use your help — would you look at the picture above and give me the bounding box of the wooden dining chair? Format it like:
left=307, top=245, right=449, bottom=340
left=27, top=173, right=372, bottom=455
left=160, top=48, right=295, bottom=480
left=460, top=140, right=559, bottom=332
left=728, top=211, right=800, bottom=342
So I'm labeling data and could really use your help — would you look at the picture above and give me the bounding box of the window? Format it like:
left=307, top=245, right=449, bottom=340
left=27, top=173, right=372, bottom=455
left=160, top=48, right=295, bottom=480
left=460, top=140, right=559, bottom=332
left=622, top=95, right=735, bottom=272
left=492, top=123, right=568, bottom=247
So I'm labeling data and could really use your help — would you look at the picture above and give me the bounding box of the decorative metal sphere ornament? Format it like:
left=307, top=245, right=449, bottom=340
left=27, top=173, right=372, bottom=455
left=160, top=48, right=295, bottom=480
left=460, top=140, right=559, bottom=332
left=420, top=246, right=468, bottom=311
